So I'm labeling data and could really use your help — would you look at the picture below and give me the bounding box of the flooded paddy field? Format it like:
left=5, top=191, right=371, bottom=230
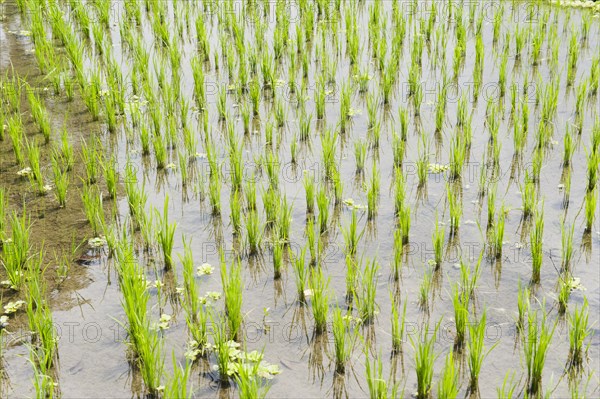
left=0, top=0, right=599, bottom=398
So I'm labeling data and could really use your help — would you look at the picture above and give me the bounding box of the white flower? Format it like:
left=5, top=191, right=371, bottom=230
left=157, top=314, right=171, bottom=330
left=0, top=315, right=9, bottom=328
left=197, top=263, right=214, bottom=276
left=4, top=300, right=26, bottom=314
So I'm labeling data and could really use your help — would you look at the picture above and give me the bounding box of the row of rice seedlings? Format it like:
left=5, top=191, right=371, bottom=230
left=221, top=256, right=243, bottom=341
left=114, top=236, right=163, bottom=394
left=0, top=210, right=31, bottom=290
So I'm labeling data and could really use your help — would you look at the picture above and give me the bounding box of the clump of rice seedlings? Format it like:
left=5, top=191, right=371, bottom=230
left=321, top=129, right=338, bottom=179
left=81, top=138, right=99, bottom=185
left=432, top=213, right=445, bottom=269
left=447, top=184, right=461, bottom=234
left=354, top=139, right=367, bottom=173
left=317, top=187, right=329, bottom=234
left=419, top=266, right=433, bottom=311
left=51, top=152, right=69, bottom=208
left=367, top=162, right=380, bottom=220
left=221, top=257, right=243, bottom=341
left=292, top=246, right=308, bottom=303
left=344, top=254, right=358, bottom=302
left=417, top=136, right=429, bottom=188
left=412, top=322, right=438, bottom=399
left=209, top=171, right=221, bottom=216
left=449, top=133, right=466, bottom=180
left=309, top=267, right=329, bottom=334
left=8, top=116, right=24, bottom=166
left=468, top=310, right=495, bottom=393
left=25, top=139, right=46, bottom=196
left=487, top=184, right=497, bottom=230
left=1, top=210, right=31, bottom=290
left=299, top=113, right=312, bottom=141
left=272, top=238, right=284, bottom=279
left=567, top=299, right=591, bottom=372
left=81, top=185, right=105, bottom=237
left=303, top=173, right=315, bottom=215
left=521, top=172, right=536, bottom=219
left=315, top=81, right=326, bottom=120
left=490, top=205, right=506, bottom=259
left=234, top=352, right=272, bottom=398
left=342, top=209, right=364, bottom=258
left=156, top=196, right=176, bottom=269
left=587, top=150, right=599, bottom=194
left=563, top=125, right=575, bottom=167
left=437, top=351, right=459, bottom=399
left=332, top=307, right=356, bottom=374
left=152, top=134, right=167, bottom=169
left=567, top=31, right=579, bottom=87
left=390, top=293, right=407, bottom=354
left=584, top=189, right=597, bottom=233
left=230, top=190, right=242, bottom=236
left=392, top=227, right=403, bottom=281
left=558, top=272, right=573, bottom=315
left=517, top=281, right=530, bottom=333
left=163, top=355, right=192, bottom=398
left=451, top=282, right=468, bottom=350
left=496, top=372, right=518, bottom=398
left=529, top=205, right=544, bottom=284
left=561, top=222, right=574, bottom=272
left=356, top=258, right=379, bottom=323
left=26, top=88, right=51, bottom=144
left=365, top=349, right=398, bottom=398
left=101, top=155, right=118, bottom=200
left=394, top=168, right=406, bottom=215
left=245, top=210, right=262, bottom=256
left=524, top=307, right=556, bottom=397
left=398, top=205, right=411, bottom=245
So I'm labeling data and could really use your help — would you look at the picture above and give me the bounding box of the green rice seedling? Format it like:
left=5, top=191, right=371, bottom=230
left=447, top=184, right=461, bottom=234
left=563, top=125, right=575, bottom=167
left=245, top=177, right=257, bottom=213
left=585, top=188, right=597, bottom=233
left=292, top=246, right=308, bottom=303
left=81, top=185, right=105, bottom=237
left=309, top=267, right=329, bottom=334
left=321, top=129, right=338, bottom=179
left=390, top=293, right=407, bottom=354
left=460, top=254, right=483, bottom=302
left=366, top=92, right=377, bottom=128
left=262, top=187, right=279, bottom=227
left=342, top=209, right=364, bottom=258
left=57, top=127, right=74, bottom=172
left=468, top=310, right=495, bottom=393
left=303, top=174, right=315, bottom=214
left=561, top=222, right=574, bottom=272
left=567, top=298, right=591, bottom=371
left=331, top=169, right=343, bottom=206
left=452, top=282, right=468, bottom=350
left=392, top=130, right=405, bottom=168
left=586, top=151, right=599, bottom=194
left=524, top=307, right=556, bottom=397
left=332, top=307, right=355, bottom=374
left=209, top=172, right=221, bottom=216
left=272, top=237, right=284, bottom=279
left=101, top=155, right=118, bottom=200
left=517, top=281, right=530, bottom=333
left=51, top=153, right=68, bottom=208
left=26, top=89, right=51, bottom=144
left=487, top=184, right=497, bottom=230
left=417, top=137, right=429, bottom=188
left=274, top=98, right=287, bottom=128
left=368, top=121, right=381, bottom=149
left=367, top=162, right=380, bottom=220
left=438, top=351, right=459, bottom=399
left=496, top=372, right=518, bottom=398
left=8, top=116, right=24, bottom=166
left=315, top=81, right=326, bottom=120
left=392, top=227, right=403, bottom=281
left=80, top=139, right=99, bottom=185
left=152, top=134, right=167, bottom=169
left=345, top=254, right=358, bottom=302
left=163, top=355, right=192, bottom=398
left=529, top=205, right=544, bottom=284
left=221, top=257, right=243, bottom=340
left=317, top=187, right=329, bottom=234
left=211, top=314, right=233, bottom=382
left=230, top=190, right=242, bottom=236
left=1, top=210, right=31, bottom=290
left=234, top=352, right=272, bottom=398
left=432, top=213, right=445, bottom=269
left=354, top=139, right=367, bottom=173
left=567, top=31, right=579, bottom=87
left=419, top=266, right=432, bottom=311
left=412, top=322, right=439, bottom=399
left=356, top=258, right=379, bottom=323
left=246, top=210, right=262, bottom=256
left=398, top=205, right=411, bottom=245
left=25, top=139, right=46, bottom=196
left=299, top=113, right=312, bottom=141
left=521, top=172, right=536, bottom=219
left=498, top=52, right=508, bottom=97
left=0, top=106, right=5, bottom=142
left=156, top=196, right=176, bottom=269
left=589, top=56, right=599, bottom=96
left=0, top=188, right=6, bottom=237
left=398, top=106, right=408, bottom=141
left=394, top=168, right=406, bottom=215
left=558, top=272, right=572, bottom=315
left=491, top=205, right=506, bottom=259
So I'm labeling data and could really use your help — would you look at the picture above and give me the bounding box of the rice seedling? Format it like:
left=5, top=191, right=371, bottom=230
left=497, top=372, right=518, bottom=398
left=245, top=210, right=262, bottom=256
left=451, top=282, right=468, bottom=350
left=81, top=185, right=105, bottom=237
left=447, top=184, right=461, bottom=234
left=521, top=172, right=536, bottom=219
left=1, top=210, right=31, bottom=290
left=561, top=222, right=574, bottom=272
left=332, top=307, right=356, bottom=374
left=317, top=187, right=329, bottom=234
left=398, top=205, right=411, bottom=245
left=342, top=209, right=364, bottom=258
left=584, top=188, right=597, bottom=233
left=467, top=310, right=495, bottom=393
left=209, top=171, right=221, bottom=216
left=517, top=281, right=530, bottom=333
left=490, top=205, right=506, bottom=259
left=8, top=115, right=24, bottom=166
left=417, top=137, right=429, bottom=188
left=523, top=307, right=556, bottom=397
left=412, top=322, right=439, bottom=399
left=437, top=351, right=459, bottom=399
left=356, top=258, right=379, bottom=323
left=354, top=139, right=367, bottom=173
left=156, top=196, right=176, bottom=269
left=432, top=213, right=445, bottom=269
left=81, top=139, right=99, bottom=185
left=163, top=355, right=192, bottom=398
left=221, top=256, right=243, bottom=341
left=291, top=246, right=308, bottom=303
left=0, top=188, right=6, bottom=238
left=567, top=298, right=591, bottom=372
left=26, top=88, right=51, bottom=144
left=529, top=204, right=544, bottom=284
left=390, top=293, right=407, bottom=354
left=487, top=184, right=497, bottom=230
left=586, top=151, right=599, bottom=194
left=101, top=155, right=118, bottom=200
left=419, top=266, right=433, bottom=311
left=309, top=267, right=329, bottom=334
left=51, top=153, right=68, bottom=208
left=563, top=125, right=575, bottom=167
left=367, top=162, right=380, bottom=221
left=25, top=139, right=46, bottom=196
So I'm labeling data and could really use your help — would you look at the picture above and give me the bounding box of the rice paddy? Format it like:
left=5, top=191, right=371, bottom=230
left=0, top=0, right=598, bottom=398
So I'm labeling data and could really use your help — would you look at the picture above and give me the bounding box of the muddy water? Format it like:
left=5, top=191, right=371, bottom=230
left=1, top=1, right=599, bottom=398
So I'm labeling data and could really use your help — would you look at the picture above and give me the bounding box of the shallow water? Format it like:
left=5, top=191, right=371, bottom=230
left=0, top=0, right=599, bottom=398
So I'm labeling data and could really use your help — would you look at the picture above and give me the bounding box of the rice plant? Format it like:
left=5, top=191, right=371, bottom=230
left=561, top=222, right=574, bottom=272
left=517, top=281, right=530, bottom=333
left=356, top=258, right=379, bottom=323
left=529, top=205, right=544, bottom=284
left=398, top=205, right=411, bottom=245
left=432, top=213, right=445, bottom=269
left=81, top=185, right=105, bottom=237
left=390, top=293, right=407, bottom=355
left=467, top=310, right=495, bottom=393
left=81, top=138, right=99, bottom=185
left=490, top=205, right=506, bottom=259
left=366, top=162, right=380, bottom=220
left=245, top=210, right=262, bottom=256
left=332, top=307, right=355, bottom=374
left=354, top=139, right=367, bottom=173
left=221, top=256, right=243, bottom=341
left=156, top=195, right=176, bottom=269
left=523, top=307, right=556, bottom=397
left=309, top=267, right=329, bottom=334
left=447, top=184, right=461, bottom=234
left=1, top=210, right=31, bottom=290
left=364, top=348, right=399, bottom=399
left=437, top=351, right=459, bottom=399
left=584, top=188, right=597, bottom=233
left=567, top=298, right=591, bottom=371
left=317, top=187, right=329, bottom=234
left=412, top=322, right=438, bottom=399
left=452, top=282, right=468, bottom=350
left=51, top=151, right=69, bottom=207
